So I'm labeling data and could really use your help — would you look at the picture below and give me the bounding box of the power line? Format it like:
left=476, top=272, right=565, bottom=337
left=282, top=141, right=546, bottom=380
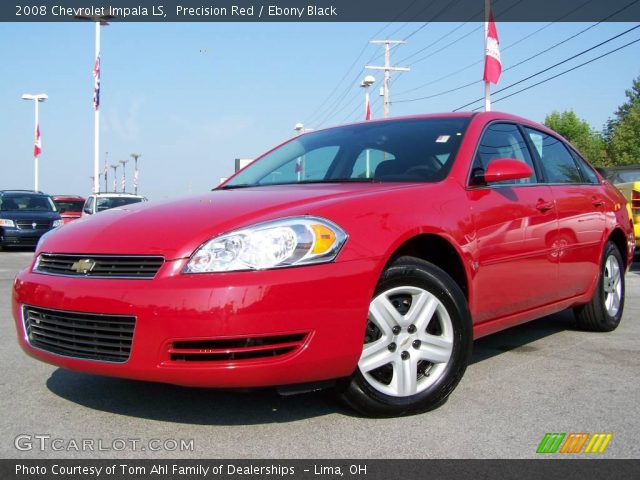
left=453, top=23, right=640, bottom=111
left=471, top=37, right=640, bottom=110
left=394, top=0, right=637, bottom=103
left=394, top=21, right=602, bottom=104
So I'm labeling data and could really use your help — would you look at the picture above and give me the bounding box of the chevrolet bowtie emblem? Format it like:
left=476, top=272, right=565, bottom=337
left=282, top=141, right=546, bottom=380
left=71, top=259, right=96, bottom=274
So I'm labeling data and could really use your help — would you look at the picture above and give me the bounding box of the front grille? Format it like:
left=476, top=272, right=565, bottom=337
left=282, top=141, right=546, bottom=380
left=16, top=220, right=50, bottom=230
left=169, top=333, right=308, bottom=362
left=23, top=306, right=136, bottom=363
left=35, top=254, right=164, bottom=278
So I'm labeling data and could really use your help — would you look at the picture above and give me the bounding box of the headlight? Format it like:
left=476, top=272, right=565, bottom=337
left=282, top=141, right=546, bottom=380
left=52, top=219, right=64, bottom=228
left=0, top=219, right=16, bottom=227
left=184, top=216, right=347, bottom=273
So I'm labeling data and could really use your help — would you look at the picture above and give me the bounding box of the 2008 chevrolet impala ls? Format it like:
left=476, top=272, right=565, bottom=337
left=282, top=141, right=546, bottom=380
left=12, top=112, right=634, bottom=417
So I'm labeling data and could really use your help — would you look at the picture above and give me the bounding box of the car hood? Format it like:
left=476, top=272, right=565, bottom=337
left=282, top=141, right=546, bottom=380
left=38, top=183, right=411, bottom=260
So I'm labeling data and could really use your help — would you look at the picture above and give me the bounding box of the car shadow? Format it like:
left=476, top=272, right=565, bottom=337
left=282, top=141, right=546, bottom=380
left=45, top=311, right=579, bottom=424
left=46, top=370, right=350, bottom=425
left=470, top=309, right=575, bottom=365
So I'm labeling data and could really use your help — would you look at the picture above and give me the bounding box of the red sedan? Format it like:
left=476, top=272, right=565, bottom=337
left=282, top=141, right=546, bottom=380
left=12, top=112, right=634, bottom=417
left=51, top=195, right=86, bottom=224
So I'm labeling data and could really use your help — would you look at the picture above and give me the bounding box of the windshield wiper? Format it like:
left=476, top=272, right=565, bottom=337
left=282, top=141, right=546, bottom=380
left=216, top=184, right=252, bottom=190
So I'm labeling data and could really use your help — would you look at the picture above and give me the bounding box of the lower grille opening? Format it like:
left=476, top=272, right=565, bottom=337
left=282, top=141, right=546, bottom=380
left=23, top=305, right=136, bottom=363
left=169, top=333, right=307, bottom=362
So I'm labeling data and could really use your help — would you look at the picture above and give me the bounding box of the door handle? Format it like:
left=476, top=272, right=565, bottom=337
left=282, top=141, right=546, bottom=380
left=536, top=200, right=554, bottom=212
left=592, top=198, right=605, bottom=207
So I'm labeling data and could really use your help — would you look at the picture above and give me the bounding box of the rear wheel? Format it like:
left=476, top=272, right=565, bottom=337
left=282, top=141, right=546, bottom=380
left=338, top=256, right=472, bottom=417
left=574, top=241, right=625, bottom=332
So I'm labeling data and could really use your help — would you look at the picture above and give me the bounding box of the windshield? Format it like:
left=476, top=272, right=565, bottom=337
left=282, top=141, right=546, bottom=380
left=96, top=197, right=144, bottom=212
left=222, top=117, right=470, bottom=188
left=0, top=194, right=56, bottom=212
left=53, top=200, right=84, bottom=213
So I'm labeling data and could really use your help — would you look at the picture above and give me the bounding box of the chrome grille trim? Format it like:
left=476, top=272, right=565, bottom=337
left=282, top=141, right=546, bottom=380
left=22, top=305, right=136, bottom=363
left=35, top=253, right=164, bottom=279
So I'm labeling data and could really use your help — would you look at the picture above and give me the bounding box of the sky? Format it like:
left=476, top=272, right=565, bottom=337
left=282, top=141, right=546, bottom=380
left=1, top=20, right=639, bottom=200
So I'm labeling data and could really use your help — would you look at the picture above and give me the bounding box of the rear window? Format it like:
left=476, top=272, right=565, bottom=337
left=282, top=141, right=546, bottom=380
left=52, top=200, right=84, bottom=213
left=0, top=194, right=56, bottom=212
left=96, top=197, right=144, bottom=212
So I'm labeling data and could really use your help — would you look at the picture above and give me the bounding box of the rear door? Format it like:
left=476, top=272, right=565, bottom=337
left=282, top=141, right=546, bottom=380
left=523, top=127, right=605, bottom=298
left=467, top=122, right=560, bottom=323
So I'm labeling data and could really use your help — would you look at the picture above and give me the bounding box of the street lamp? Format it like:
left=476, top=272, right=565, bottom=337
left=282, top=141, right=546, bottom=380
left=75, top=13, right=114, bottom=194
left=360, top=75, right=375, bottom=120
left=130, top=153, right=141, bottom=195
left=110, top=164, right=119, bottom=192
left=21, top=93, right=48, bottom=191
left=119, top=159, right=129, bottom=192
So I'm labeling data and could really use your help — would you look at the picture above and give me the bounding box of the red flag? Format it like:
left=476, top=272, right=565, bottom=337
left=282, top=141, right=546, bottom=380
left=294, top=158, right=302, bottom=173
left=93, top=55, right=100, bottom=110
left=483, top=10, right=502, bottom=84
left=365, top=92, right=372, bottom=121
left=34, top=124, right=41, bottom=157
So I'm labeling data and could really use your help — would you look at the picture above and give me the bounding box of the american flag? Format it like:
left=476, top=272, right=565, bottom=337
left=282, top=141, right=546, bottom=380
left=121, top=174, right=126, bottom=192
left=133, top=169, right=139, bottom=190
left=93, top=55, right=100, bottom=110
left=34, top=124, right=41, bottom=157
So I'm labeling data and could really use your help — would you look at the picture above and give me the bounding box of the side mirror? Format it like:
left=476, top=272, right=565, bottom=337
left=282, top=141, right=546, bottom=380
left=83, top=207, right=92, bottom=214
left=483, top=158, right=533, bottom=184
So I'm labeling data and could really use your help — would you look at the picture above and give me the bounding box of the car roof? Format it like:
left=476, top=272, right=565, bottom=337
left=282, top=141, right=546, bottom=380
left=90, top=192, right=144, bottom=198
left=52, top=195, right=85, bottom=201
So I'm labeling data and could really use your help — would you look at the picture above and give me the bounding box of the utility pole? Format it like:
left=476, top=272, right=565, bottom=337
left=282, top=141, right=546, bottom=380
left=130, top=153, right=141, bottom=195
left=365, top=40, right=410, bottom=118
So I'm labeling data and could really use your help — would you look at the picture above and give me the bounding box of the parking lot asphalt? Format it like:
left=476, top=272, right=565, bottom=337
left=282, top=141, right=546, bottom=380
left=1, top=250, right=638, bottom=459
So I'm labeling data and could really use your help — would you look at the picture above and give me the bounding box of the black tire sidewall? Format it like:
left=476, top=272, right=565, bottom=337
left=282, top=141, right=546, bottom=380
left=344, top=256, right=472, bottom=416
left=595, top=242, right=625, bottom=329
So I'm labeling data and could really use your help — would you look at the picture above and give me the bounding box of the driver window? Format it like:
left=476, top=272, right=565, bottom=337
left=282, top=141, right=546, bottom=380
left=472, top=123, right=537, bottom=185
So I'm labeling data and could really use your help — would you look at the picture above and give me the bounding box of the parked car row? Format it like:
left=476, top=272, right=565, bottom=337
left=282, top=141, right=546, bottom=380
left=0, top=190, right=146, bottom=250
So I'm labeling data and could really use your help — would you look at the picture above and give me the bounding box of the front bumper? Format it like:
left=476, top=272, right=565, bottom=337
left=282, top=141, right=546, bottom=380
left=1, top=228, right=49, bottom=247
left=12, top=258, right=378, bottom=388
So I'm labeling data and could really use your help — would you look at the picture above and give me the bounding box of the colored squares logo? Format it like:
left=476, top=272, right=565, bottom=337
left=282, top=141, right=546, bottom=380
left=537, top=433, right=612, bottom=454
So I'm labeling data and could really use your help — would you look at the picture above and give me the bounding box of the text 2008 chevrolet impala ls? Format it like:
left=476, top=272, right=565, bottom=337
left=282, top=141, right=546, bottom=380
left=12, top=112, right=634, bottom=417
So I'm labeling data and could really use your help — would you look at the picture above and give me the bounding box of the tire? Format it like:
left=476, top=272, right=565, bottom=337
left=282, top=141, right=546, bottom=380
left=338, top=256, right=472, bottom=417
left=574, top=241, right=625, bottom=332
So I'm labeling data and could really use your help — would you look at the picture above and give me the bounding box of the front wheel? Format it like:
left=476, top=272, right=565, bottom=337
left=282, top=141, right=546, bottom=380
left=338, top=256, right=472, bottom=417
left=574, top=241, right=625, bottom=332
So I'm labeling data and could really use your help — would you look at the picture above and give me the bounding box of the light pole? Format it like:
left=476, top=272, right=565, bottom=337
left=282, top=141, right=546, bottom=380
left=75, top=14, right=113, bottom=194
left=119, top=159, right=129, bottom=192
left=293, top=123, right=313, bottom=181
left=130, top=153, right=141, bottom=195
left=110, top=164, right=119, bottom=192
left=21, top=93, right=48, bottom=191
left=361, top=76, right=375, bottom=178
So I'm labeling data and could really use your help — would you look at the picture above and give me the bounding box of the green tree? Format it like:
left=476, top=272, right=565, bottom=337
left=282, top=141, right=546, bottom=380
left=607, top=76, right=640, bottom=166
left=544, top=110, right=608, bottom=166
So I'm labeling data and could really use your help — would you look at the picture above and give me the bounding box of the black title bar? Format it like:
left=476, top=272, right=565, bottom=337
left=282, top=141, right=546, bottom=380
left=4, top=0, right=640, bottom=22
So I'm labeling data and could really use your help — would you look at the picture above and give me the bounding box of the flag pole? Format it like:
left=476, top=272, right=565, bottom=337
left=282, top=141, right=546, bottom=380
left=94, top=21, right=100, bottom=194
left=484, top=0, right=491, bottom=112
left=34, top=99, right=39, bottom=191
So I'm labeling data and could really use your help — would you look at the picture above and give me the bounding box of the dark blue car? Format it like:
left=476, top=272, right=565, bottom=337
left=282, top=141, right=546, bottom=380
left=0, top=190, right=62, bottom=250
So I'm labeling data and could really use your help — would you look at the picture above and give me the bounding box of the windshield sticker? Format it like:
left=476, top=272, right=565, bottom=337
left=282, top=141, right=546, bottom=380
left=436, top=135, right=450, bottom=143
